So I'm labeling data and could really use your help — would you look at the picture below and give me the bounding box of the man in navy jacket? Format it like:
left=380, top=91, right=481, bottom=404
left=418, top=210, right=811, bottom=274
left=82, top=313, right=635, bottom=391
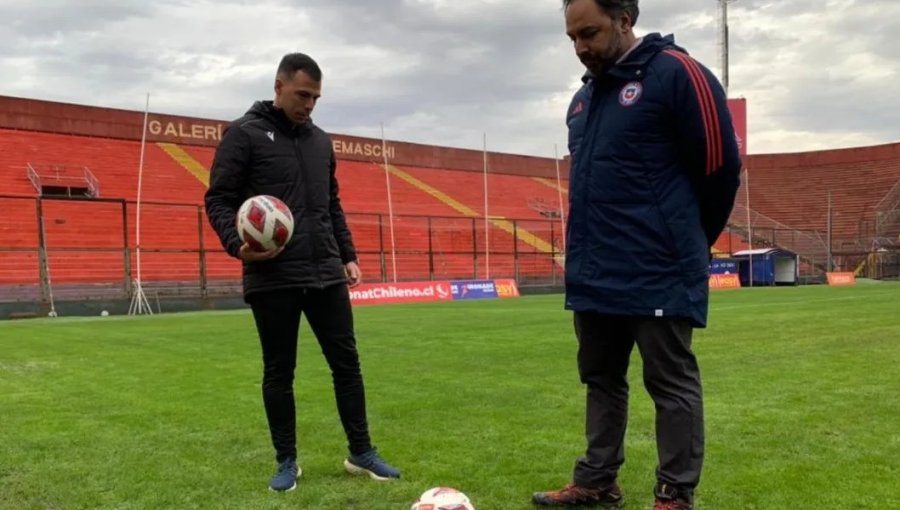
left=533, top=1, right=741, bottom=508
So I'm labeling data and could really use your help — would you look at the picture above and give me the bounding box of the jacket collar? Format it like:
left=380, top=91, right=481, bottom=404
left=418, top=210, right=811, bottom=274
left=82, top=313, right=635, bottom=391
left=583, top=33, right=684, bottom=81
left=248, top=100, right=312, bottom=136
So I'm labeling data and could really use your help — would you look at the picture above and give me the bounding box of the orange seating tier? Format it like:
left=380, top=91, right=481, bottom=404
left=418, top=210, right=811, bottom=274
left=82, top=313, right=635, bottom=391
left=5, top=128, right=896, bottom=290
left=0, top=131, right=566, bottom=286
left=396, top=165, right=568, bottom=221
left=392, top=165, right=566, bottom=258
left=736, top=156, right=899, bottom=247
left=0, top=128, right=209, bottom=203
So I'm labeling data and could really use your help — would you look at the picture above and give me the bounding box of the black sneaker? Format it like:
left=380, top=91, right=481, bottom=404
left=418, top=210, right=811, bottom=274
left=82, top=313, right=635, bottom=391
left=343, top=448, right=400, bottom=480
left=532, top=482, right=624, bottom=507
left=269, top=458, right=301, bottom=491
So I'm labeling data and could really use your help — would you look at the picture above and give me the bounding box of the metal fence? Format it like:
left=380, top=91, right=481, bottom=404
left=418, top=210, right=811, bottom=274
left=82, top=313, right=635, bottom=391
left=0, top=195, right=566, bottom=303
left=3, top=193, right=896, bottom=304
left=724, top=170, right=900, bottom=280
left=718, top=221, right=899, bottom=281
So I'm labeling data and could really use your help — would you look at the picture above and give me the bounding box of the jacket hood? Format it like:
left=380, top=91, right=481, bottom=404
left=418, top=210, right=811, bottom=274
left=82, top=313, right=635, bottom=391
left=246, top=100, right=312, bottom=134
left=619, top=32, right=685, bottom=67
left=581, top=33, right=686, bottom=82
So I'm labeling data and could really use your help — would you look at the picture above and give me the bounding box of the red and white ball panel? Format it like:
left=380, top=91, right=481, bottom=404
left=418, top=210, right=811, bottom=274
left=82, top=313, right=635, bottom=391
left=236, top=195, right=295, bottom=252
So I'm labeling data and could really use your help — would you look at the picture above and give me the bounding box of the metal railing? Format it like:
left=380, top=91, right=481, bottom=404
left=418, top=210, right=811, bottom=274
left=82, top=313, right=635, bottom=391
left=0, top=195, right=567, bottom=303
left=25, top=163, right=100, bottom=197
left=728, top=203, right=829, bottom=257
left=874, top=178, right=900, bottom=238
left=2, top=192, right=896, bottom=305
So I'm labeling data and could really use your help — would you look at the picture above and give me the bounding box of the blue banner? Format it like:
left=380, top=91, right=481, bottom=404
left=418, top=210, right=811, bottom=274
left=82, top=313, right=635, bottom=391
left=710, top=259, right=739, bottom=275
left=450, top=280, right=499, bottom=300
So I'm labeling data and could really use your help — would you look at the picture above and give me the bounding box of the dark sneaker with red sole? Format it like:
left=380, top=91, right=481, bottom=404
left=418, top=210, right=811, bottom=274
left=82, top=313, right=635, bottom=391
left=653, top=483, right=693, bottom=510
left=652, top=499, right=692, bottom=510
left=532, top=482, right=624, bottom=507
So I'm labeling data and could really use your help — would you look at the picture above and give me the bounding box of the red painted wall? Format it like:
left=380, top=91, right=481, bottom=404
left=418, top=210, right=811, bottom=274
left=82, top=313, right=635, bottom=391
left=5, top=94, right=900, bottom=180
left=747, top=143, right=900, bottom=168
left=0, top=95, right=565, bottom=178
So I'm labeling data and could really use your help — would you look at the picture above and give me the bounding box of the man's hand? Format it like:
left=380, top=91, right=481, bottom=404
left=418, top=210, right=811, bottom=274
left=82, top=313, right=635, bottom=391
left=238, top=242, right=283, bottom=262
left=345, top=261, right=362, bottom=287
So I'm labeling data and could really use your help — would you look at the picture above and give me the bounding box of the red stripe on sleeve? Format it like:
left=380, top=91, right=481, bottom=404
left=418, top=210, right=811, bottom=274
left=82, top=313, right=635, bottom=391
left=664, top=50, right=723, bottom=174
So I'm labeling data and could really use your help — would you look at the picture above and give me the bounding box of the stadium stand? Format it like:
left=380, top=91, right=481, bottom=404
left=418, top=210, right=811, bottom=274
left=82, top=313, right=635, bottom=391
left=1, top=97, right=898, bottom=300
left=742, top=150, right=899, bottom=249
left=722, top=145, right=900, bottom=276
left=0, top=129, right=568, bottom=288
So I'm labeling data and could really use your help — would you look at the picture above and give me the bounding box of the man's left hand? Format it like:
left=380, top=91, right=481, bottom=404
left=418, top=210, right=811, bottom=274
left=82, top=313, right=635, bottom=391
left=345, top=261, right=362, bottom=288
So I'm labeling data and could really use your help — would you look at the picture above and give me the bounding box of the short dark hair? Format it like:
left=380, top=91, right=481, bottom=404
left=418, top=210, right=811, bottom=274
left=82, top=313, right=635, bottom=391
left=277, top=52, right=322, bottom=82
left=563, top=0, right=640, bottom=27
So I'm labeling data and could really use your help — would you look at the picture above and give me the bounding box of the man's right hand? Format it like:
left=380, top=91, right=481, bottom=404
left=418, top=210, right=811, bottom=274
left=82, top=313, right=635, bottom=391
left=238, top=242, right=283, bottom=262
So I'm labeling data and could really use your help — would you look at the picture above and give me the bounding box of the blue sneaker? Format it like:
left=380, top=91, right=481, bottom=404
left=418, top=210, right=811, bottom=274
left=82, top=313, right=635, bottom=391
left=269, top=458, right=301, bottom=491
left=343, top=448, right=400, bottom=480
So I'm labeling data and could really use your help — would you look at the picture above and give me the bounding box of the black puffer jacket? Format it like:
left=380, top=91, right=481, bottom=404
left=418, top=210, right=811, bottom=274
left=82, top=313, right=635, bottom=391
left=204, top=101, right=356, bottom=298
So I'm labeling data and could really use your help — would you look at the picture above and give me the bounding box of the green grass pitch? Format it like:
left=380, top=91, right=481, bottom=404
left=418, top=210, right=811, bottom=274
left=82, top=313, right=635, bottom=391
left=1, top=283, right=898, bottom=509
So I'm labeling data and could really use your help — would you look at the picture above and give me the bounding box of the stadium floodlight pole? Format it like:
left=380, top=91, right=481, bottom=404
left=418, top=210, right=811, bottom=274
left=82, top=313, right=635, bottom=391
left=129, top=92, right=152, bottom=315
left=554, top=144, right=566, bottom=253
left=745, top=167, right=753, bottom=287
left=483, top=132, right=490, bottom=280
left=381, top=122, right=398, bottom=283
left=718, top=0, right=734, bottom=96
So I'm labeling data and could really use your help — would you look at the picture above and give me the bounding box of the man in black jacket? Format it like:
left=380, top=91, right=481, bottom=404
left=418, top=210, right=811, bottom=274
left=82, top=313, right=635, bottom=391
left=204, top=52, right=400, bottom=492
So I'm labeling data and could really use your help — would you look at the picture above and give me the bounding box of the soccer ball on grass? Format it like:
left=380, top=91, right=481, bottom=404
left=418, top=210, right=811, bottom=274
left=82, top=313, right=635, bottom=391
left=410, top=487, right=475, bottom=510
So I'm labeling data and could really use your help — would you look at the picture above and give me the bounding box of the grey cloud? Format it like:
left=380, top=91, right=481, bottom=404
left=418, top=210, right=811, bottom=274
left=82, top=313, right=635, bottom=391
left=286, top=0, right=580, bottom=147
left=0, top=0, right=158, bottom=37
left=723, top=0, right=900, bottom=148
left=0, top=0, right=898, bottom=156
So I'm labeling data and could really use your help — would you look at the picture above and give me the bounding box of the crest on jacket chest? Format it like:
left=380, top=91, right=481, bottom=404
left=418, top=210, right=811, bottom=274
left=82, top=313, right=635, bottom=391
left=618, top=81, right=643, bottom=107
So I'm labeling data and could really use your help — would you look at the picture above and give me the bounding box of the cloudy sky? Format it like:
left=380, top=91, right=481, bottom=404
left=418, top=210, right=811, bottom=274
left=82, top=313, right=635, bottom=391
left=1, top=0, right=898, bottom=158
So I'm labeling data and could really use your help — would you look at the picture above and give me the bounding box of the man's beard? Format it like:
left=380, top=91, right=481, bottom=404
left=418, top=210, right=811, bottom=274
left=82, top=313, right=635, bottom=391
left=582, top=29, right=624, bottom=75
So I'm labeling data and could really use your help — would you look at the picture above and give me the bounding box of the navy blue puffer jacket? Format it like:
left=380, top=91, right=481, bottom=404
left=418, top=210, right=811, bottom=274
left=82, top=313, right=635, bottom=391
left=564, top=33, right=742, bottom=327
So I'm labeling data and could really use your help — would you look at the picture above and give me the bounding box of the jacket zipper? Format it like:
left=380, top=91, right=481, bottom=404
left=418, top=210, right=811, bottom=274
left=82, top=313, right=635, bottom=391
left=573, top=80, right=608, bottom=278
left=294, top=133, right=324, bottom=289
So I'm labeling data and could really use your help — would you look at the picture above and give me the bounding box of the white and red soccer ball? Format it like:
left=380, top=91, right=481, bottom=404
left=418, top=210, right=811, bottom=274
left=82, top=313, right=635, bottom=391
left=411, top=487, right=475, bottom=510
left=236, top=195, right=294, bottom=252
